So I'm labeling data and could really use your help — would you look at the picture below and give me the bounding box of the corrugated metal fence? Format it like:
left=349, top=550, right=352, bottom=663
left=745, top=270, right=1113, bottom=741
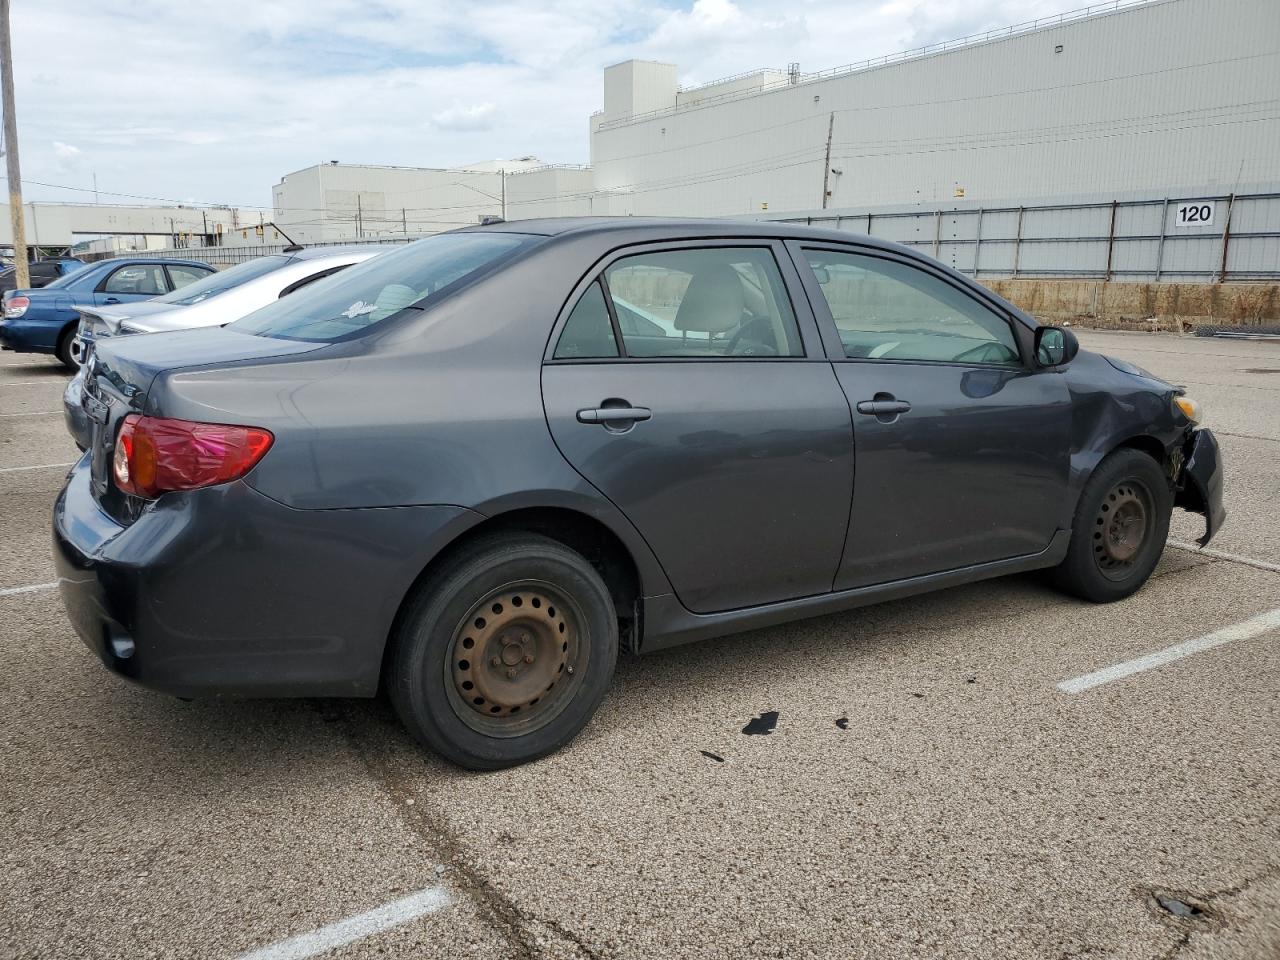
left=123, top=237, right=413, bottom=269
left=118, top=191, right=1280, bottom=282
left=772, top=191, right=1280, bottom=282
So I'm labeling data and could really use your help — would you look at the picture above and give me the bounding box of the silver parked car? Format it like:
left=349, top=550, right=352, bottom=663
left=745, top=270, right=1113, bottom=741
left=63, top=246, right=396, bottom=448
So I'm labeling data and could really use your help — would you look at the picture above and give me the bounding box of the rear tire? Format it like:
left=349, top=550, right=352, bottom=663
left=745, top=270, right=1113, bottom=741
left=1051, top=449, right=1172, bottom=603
left=388, top=533, right=618, bottom=770
left=55, top=328, right=78, bottom=371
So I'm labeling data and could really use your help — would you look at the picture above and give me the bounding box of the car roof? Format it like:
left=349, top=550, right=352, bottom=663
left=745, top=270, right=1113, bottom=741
left=290, top=244, right=400, bottom=260
left=93, top=257, right=215, bottom=269
left=452, top=215, right=901, bottom=251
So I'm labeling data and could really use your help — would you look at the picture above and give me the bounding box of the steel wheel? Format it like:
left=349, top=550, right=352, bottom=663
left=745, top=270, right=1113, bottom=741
left=445, top=579, right=587, bottom=738
left=1092, top=479, right=1153, bottom=581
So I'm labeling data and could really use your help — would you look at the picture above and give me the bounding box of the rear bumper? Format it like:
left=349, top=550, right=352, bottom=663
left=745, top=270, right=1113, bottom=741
left=1177, top=427, right=1226, bottom=546
left=0, top=317, right=57, bottom=353
left=53, top=458, right=479, bottom=698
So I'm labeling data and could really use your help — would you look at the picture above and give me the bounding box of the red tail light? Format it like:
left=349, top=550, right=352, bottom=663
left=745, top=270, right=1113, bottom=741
left=112, top=415, right=274, bottom=499
left=4, top=295, right=30, bottom=318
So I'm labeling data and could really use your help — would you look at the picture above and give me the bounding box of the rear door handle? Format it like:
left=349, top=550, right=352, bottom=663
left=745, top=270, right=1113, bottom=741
left=576, top=406, right=652, bottom=424
left=856, top=400, right=911, bottom=415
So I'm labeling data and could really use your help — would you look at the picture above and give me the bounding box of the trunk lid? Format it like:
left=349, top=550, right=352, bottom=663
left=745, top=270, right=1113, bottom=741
left=84, top=326, right=327, bottom=522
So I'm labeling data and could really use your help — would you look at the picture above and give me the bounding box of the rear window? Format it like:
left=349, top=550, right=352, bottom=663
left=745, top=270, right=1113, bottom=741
left=233, top=233, right=535, bottom=342
left=155, top=255, right=291, bottom=306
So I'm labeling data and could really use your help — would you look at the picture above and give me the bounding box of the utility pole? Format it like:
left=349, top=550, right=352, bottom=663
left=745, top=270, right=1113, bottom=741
left=93, top=172, right=99, bottom=204
left=820, top=111, right=834, bottom=210
left=1, top=0, right=29, bottom=287
left=356, top=195, right=362, bottom=239
left=401, top=207, right=407, bottom=238
left=500, top=169, right=506, bottom=220
left=201, top=210, right=208, bottom=247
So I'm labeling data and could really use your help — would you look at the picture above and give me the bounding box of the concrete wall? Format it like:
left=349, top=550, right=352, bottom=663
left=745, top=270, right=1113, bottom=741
left=984, top=278, right=1280, bottom=331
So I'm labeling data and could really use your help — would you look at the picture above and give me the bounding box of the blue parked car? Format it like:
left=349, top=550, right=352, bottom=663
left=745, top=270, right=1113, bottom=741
left=0, top=257, right=214, bottom=368
left=0, top=257, right=85, bottom=294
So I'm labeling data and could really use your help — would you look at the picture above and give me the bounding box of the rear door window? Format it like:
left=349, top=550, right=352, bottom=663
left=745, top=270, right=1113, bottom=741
left=602, top=247, right=803, bottom=358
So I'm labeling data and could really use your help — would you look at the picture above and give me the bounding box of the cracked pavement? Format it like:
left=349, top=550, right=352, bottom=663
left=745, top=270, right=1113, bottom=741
left=2, top=329, right=1278, bottom=959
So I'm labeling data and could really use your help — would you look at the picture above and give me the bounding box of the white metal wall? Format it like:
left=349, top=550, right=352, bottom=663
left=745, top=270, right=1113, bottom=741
left=588, top=0, right=1280, bottom=218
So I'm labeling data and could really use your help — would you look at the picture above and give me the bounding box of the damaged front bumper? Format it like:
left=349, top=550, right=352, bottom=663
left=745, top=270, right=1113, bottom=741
left=1175, top=428, right=1226, bottom=546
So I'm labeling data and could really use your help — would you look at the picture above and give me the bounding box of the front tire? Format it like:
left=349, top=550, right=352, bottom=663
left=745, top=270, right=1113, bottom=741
left=1052, top=449, right=1172, bottom=603
left=388, top=533, right=618, bottom=770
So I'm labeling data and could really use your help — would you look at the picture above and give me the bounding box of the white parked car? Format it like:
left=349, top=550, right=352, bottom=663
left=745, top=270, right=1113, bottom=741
left=64, top=245, right=397, bottom=448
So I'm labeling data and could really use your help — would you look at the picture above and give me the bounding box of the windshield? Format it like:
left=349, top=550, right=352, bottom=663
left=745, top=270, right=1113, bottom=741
left=233, top=233, right=535, bottom=342
left=154, top=255, right=291, bottom=306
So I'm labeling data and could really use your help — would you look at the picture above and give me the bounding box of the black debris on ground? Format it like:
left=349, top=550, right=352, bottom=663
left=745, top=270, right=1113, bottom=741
left=742, top=711, right=779, bottom=736
left=699, top=750, right=725, bottom=763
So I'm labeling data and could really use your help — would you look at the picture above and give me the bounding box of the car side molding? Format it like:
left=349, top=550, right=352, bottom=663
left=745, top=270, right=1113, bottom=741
left=639, top=530, right=1071, bottom=652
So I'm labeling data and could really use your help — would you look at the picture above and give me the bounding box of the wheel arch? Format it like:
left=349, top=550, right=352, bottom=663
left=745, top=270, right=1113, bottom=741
left=381, top=504, right=652, bottom=689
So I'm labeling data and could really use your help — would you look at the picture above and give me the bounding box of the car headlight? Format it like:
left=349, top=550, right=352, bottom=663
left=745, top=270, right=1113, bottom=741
left=1174, top=395, right=1203, bottom=424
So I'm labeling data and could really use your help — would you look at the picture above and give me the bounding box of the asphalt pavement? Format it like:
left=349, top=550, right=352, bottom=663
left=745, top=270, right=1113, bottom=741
left=1, top=329, right=1277, bottom=960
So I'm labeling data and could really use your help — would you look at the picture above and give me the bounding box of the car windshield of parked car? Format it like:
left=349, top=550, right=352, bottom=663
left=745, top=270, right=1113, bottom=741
left=153, top=255, right=290, bottom=306
left=233, top=233, right=535, bottom=342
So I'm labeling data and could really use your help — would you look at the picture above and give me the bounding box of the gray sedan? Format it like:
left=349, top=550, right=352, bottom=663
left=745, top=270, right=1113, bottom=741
left=53, top=218, right=1224, bottom=769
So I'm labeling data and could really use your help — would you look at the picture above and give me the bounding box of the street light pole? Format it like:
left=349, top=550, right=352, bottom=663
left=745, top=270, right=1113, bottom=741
left=0, top=0, right=29, bottom=287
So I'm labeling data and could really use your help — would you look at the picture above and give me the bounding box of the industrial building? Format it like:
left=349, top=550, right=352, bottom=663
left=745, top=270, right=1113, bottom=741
left=587, top=0, right=1278, bottom=216
left=271, top=158, right=554, bottom=244
left=0, top=202, right=257, bottom=259
left=264, top=0, right=1277, bottom=247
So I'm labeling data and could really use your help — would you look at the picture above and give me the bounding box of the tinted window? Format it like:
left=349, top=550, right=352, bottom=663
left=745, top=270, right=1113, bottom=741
left=30, top=262, right=60, bottom=280
left=235, top=233, right=535, bottom=342
left=804, top=250, right=1020, bottom=366
left=166, top=265, right=211, bottom=290
left=603, top=247, right=802, bottom=358
left=554, top=281, right=618, bottom=359
left=154, top=255, right=291, bottom=305
left=102, top=264, right=167, bottom=296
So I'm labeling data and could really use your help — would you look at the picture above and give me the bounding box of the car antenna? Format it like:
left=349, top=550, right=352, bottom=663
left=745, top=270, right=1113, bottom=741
left=259, top=221, right=305, bottom=253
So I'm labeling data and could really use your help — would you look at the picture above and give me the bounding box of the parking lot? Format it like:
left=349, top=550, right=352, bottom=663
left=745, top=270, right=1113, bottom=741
left=1, top=329, right=1277, bottom=960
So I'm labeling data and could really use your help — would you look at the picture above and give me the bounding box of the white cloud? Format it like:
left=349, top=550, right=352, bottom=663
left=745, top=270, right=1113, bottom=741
left=9, top=0, right=1075, bottom=208
left=432, top=102, right=498, bottom=132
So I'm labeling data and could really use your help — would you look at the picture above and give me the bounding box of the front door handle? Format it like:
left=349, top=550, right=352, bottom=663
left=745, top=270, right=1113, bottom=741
left=577, top=406, right=652, bottom=425
left=856, top=399, right=911, bottom=416
left=102, top=297, right=121, bottom=304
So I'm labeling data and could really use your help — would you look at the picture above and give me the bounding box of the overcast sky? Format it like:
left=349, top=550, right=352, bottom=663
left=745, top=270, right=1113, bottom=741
left=13, top=0, right=1074, bottom=211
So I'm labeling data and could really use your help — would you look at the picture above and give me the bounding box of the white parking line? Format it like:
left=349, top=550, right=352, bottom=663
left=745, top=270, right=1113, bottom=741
left=0, top=582, right=58, bottom=598
left=0, top=462, right=74, bottom=474
left=1168, top=539, right=1280, bottom=574
left=0, top=410, right=61, bottom=418
left=0, top=380, right=63, bottom=386
left=234, top=886, right=453, bottom=960
left=1057, top=607, right=1280, bottom=694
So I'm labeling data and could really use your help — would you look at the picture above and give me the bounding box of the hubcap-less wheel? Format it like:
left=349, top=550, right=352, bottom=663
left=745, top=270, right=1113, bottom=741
left=447, top=580, right=586, bottom=737
left=1092, top=480, right=1152, bottom=580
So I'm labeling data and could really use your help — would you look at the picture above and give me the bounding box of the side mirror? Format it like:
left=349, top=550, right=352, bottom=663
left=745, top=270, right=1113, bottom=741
left=1035, top=326, right=1079, bottom=367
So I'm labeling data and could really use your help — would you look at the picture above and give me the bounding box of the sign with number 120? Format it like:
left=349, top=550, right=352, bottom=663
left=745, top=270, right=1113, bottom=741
left=1175, top=202, right=1216, bottom=227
